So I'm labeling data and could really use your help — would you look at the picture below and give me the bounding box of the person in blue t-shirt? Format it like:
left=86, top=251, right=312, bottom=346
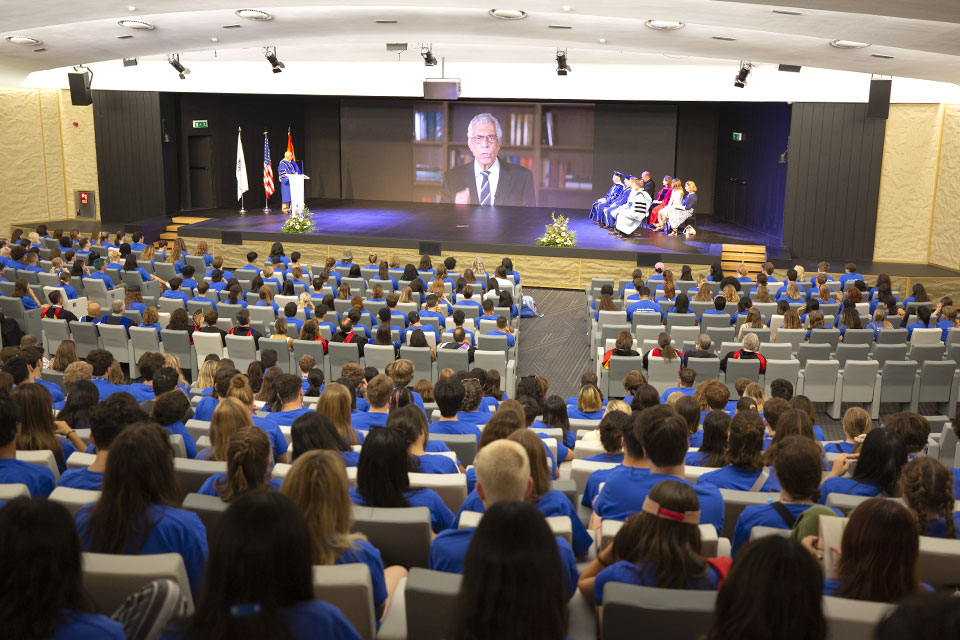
left=659, top=367, right=697, bottom=404
left=270, top=373, right=314, bottom=426
left=162, top=276, right=190, bottom=303
left=349, top=427, right=454, bottom=534
left=0, top=497, right=126, bottom=639
left=350, top=374, right=394, bottom=432
left=0, top=396, right=57, bottom=496
left=567, top=384, right=606, bottom=422
left=179, top=264, right=199, bottom=291
left=581, top=405, right=650, bottom=509
left=159, top=490, right=362, bottom=640
left=702, top=295, right=735, bottom=325
left=151, top=389, right=198, bottom=459
left=60, top=392, right=146, bottom=491
left=485, top=315, right=516, bottom=347
left=430, top=439, right=579, bottom=600
left=198, top=426, right=283, bottom=499
left=593, top=405, right=725, bottom=532
left=579, top=479, right=722, bottom=608
left=13, top=277, right=40, bottom=310
left=625, top=286, right=665, bottom=323
left=586, top=411, right=629, bottom=464
left=818, top=428, right=907, bottom=505
left=899, top=456, right=960, bottom=540
left=823, top=406, right=871, bottom=455
left=429, top=377, right=481, bottom=442
left=389, top=404, right=462, bottom=474
left=698, top=411, right=781, bottom=493
left=74, top=422, right=208, bottom=596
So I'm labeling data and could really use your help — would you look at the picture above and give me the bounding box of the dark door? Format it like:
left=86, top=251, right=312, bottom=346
left=187, top=135, right=214, bottom=209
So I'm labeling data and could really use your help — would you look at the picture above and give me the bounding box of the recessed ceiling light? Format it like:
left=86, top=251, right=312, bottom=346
left=645, top=20, right=685, bottom=31
left=830, top=39, right=870, bottom=49
left=712, top=36, right=737, bottom=41
left=488, top=9, right=528, bottom=20
left=235, top=8, right=273, bottom=21
left=222, top=24, right=242, bottom=29
left=375, top=19, right=398, bottom=24
left=872, top=53, right=895, bottom=59
left=116, top=34, right=134, bottom=39
left=5, top=35, right=42, bottom=46
left=598, top=38, right=606, bottom=44
left=127, top=5, right=137, bottom=11
left=210, top=37, right=219, bottom=42
left=33, top=48, right=47, bottom=53
left=548, top=24, right=572, bottom=29
left=772, top=9, right=803, bottom=15
left=561, top=5, right=572, bottom=11
left=118, top=19, right=154, bottom=30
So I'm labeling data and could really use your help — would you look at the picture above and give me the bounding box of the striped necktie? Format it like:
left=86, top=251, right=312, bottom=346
left=479, top=170, right=491, bottom=206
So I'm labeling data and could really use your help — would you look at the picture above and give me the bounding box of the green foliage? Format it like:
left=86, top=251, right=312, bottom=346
left=536, top=212, right=577, bottom=247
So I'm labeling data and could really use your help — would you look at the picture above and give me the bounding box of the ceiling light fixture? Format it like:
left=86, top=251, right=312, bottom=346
left=598, top=38, right=607, bottom=44
left=116, top=34, right=134, bottom=39
left=556, top=48, right=571, bottom=76
left=235, top=9, right=273, bottom=21
left=712, top=36, right=737, bottom=41
left=548, top=24, right=573, bottom=29
left=733, top=61, right=753, bottom=88
left=118, top=19, right=154, bottom=29
left=830, top=39, right=870, bottom=49
left=210, top=37, right=219, bottom=42
left=168, top=53, right=190, bottom=80
left=5, top=35, right=42, bottom=46
left=420, top=45, right=437, bottom=66
left=561, top=5, right=572, bottom=11
left=489, top=9, right=528, bottom=20
left=222, top=24, right=242, bottom=29
left=645, top=20, right=685, bottom=31
left=264, top=46, right=285, bottom=73
left=375, top=19, right=398, bottom=24
left=33, top=48, right=47, bottom=53
left=872, top=53, right=895, bottom=59
left=123, top=57, right=138, bottom=67
left=772, top=9, right=803, bottom=15
left=127, top=6, right=137, bottom=11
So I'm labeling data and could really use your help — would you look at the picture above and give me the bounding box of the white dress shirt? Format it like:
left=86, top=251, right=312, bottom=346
left=474, top=158, right=501, bottom=205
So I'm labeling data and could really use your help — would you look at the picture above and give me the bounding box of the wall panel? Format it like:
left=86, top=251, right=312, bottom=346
left=929, top=105, right=960, bottom=270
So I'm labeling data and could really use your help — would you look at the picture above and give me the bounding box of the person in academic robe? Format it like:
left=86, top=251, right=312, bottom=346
left=597, top=175, right=634, bottom=228
left=603, top=177, right=639, bottom=228
left=647, top=175, right=673, bottom=228
left=589, top=171, right=624, bottom=222
left=615, top=186, right=654, bottom=237
left=440, top=113, right=536, bottom=207
left=278, top=151, right=301, bottom=213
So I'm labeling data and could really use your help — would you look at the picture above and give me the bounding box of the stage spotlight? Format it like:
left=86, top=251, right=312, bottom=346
left=733, top=61, right=753, bottom=88
left=421, top=45, right=437, bottom=66
left=265, top=46, right=285, bottom=73
left=556, top=48, right=571, bottom=76
left=168, top=54, right=189, bottom=79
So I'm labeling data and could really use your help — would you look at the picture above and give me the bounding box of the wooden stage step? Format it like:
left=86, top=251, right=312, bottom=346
left=159, top=217, right=211, bottom=245
left=171, top=216, right=210, bottom=224
left=721, top=243, right=767, bottom=276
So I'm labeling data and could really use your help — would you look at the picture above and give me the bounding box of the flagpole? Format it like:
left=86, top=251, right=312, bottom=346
left=238, top=126, right=248, bottom=213
left=262, top=128, right=271, bottom=213
left=240, top=193, right=246, bottom=214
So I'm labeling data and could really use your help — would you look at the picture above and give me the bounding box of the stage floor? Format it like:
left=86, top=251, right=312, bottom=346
left=182, top=199, right=787, bottom=264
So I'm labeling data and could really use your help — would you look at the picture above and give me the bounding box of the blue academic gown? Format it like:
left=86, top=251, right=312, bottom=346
left=278, top=159, right=301, bottom=203
left=590, top=183, right=624, bottom=221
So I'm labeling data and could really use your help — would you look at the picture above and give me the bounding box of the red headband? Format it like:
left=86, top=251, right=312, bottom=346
left=642, top=496, right=700, bottom=525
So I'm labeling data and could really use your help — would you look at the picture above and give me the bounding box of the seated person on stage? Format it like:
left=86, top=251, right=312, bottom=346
left=720, top=333, right=767, bottom=374
left=615, top=178, right=654, bottom=237
left=429, top=438, right=579, bottom=596
left=429, top=377, right=481, bottom=441
left=590, top=171, right=625, bottom=222
left=602, top=175, right=639, bottom=228
left=351, top=374, right=393, bottom=431
left=596, top=175, right=635, bottom=228
left=652, top=178, right=683, bottom=232
left=662, top=181, right=698, bottom=236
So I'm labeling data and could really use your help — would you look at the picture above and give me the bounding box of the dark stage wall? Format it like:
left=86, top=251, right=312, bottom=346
left=782, top=103, right=886, bottom=262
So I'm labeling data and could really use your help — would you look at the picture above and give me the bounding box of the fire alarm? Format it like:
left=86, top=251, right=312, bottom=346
left=72, top=121, right=78, bottom=127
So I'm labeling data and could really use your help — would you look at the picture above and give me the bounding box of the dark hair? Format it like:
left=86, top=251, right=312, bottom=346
left=850, top=429, right=907, bottom=496
left=700, top=411, right=731, bottom=467
left=708, top=536, right=825, bottom=640
left=170, top=491, right=316, bottom=639
left=356, top=426, right=411, bottom=508
left=434, top=377, right=465, bottom=418
left=88, top=392, right=146, bottom=451
left=674, top=292, right=690, bottom=314
left=290, top=412, right=349, bottom=459
left=674, top=395, right=699, bottom=434
left=153, top=366, right=180, bottom=395
left=769, top=378, right=794, bottom=401
left=726, top=411, right=764, bottom=471
left=450, top=501, right=567, bottom=640
left=56, top=379, right=99, bottom=431
left=875, top=594, right=960, bottom=640
left=772, top=436, right=823, bottom=502
left=598, top=411, right=629, bottom=453
left=151, top=390, right=192, bottom=427
left=636, top=405, right=688, bottom=467
left=0, top=498, right=95, bottom=639
left=884, top=411, right=931, bottom=455
left=540, top=395, right=570, bottom=438
left=630, top=384, right=660, bottom=412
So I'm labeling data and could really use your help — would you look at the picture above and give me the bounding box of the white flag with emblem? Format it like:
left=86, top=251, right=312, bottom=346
left=236, top=128, right=249, bottom=201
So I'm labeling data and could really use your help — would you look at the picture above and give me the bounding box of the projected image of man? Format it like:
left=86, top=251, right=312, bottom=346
left=441, top=113, right=536, bottom=207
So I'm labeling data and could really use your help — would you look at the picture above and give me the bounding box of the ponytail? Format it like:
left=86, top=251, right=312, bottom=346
left=216, top=426, right=271, bottom=503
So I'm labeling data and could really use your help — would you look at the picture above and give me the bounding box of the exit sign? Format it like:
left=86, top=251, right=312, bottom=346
left=193, top=120, right=209, bottom=129
left=732, top=132, right=743, bottom=141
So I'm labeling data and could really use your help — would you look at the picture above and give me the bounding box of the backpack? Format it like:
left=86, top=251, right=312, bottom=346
left=771, top=502, right=837, bottom=541
left=0, top=313, right=23, bottom=348
left=520, top=295, right=541, bottom=318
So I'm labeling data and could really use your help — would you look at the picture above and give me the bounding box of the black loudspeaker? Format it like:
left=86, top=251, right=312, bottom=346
left=778, top=64, right=802, bottom=73
left=419, top=241, right=441, bottom=255
left=221, top=232, right=242, bottom=245
left=867, top=79, right=892, bottom=119
left=67, top=72, right=92, bottom=106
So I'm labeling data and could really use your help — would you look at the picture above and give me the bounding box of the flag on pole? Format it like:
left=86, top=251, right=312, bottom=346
left=236, top=128, right=249, bottom=201
left=263, top=132, right=275, bottom=198
left=286, top=127, right=296, bottom=161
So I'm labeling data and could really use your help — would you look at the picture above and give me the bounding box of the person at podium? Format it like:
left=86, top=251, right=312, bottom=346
left=440, top=113, right=536, bottom=207
left=278, top=151, right=301, bottom=213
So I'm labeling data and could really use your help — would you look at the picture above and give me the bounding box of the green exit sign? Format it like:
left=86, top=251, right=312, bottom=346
left=732, top=132, right=743, bottom=142
left=192, top=120, right=209, bottom=129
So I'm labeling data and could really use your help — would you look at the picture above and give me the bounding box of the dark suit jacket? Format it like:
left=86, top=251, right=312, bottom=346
left=440, top=160, right=536, bottom=207
left=643, top=180, right=656, bottom=202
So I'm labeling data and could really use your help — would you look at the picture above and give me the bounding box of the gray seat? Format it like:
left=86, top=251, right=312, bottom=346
left=0, top=296, right=42, bottom=338
left=328, top=341, right=362, bottom=371
left=762, top=359, right=800, bottom=397
left=82, top=552, right=195, bottom=616
left=822, top=596, right=895, bottom=640
left=600, top=355, right=643, bottom=398
left=670, top=326, right=700, bottom=348
left=154, top=262, right=178, bottom=281
left=842, top=328, right=876, bottom=345
left=98, top=323, right=136, bottom=374
left=774, top=328, right=806, bottom=353
left=876, top=328, right=908, bottom=344
left=40, top=318, right=71, bottom=355
left=186, top=298, right=214, bottom=316
left=40, top=368, right=66, bottom=392
left=429, top=433, right=477, bottom=466
left=916, top=360, right=960, bottom=416
left=796, top=343, right=831, bottom=369
left=224, top=334, right=258, bottom=371
left=292, top=339, right=329, bottom=380
left=248, top=305, right=277, bottom=327
left=719, top=489, right=781, bottom=540
left=157, top=297, right=186, bottom=314
left=258, top=338, right=294, bottom=373
left=797, top=360, right=841, bottom=416
left=351, top=505, right=433, bottom=569
left=161, top=329, right=198, bottom=381
left=909, top=343, right=946, bottom=366
left=878, top=360, right=920, bottom=412
left=747, top=327, right=771, bottom=344
left=473, top=351, right=515, bottom=397
left=809, top=328, right=841, bottom=350
left=685, top=357, right=720, bottom=384
left=405, top=568, right=462, bottom=640
left=184, top=255, right=207, bottom=271
left=758, top=343, right=791, bottom=360
left=364, top=344, right=398, bottom=373
left=312, top=564, right=377, bottom=640
left=700, top=314, right=732, bottom=330
left=121, top=270, right=161, bottom=299
left=602, top=583, right=716, bottom=640
left=69, top=321, right=101, bottom=357
left=181, top=492, right=229, bottom=535
left=129, top=326, right=163, bottom=365
left=399, top=346, right=436, bottom=384
left=704, top=327, right=734, bottom=352
left=435, top=347, right=469, bottom=373
left=173, top=458, right=225, bottom=498
left=835, top=343, right=870, bottom=369
left=872, top=343, right=908, bottom=370
left=837, top=360, right=881, bottom=420
left=723, top=358, right=760, bottom=394
left=666, top=313, right=697, bottom=332
left=646, top=356, right=682, bottom=395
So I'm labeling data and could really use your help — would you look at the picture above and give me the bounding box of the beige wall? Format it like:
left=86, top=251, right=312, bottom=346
left=929, top=105, right=960, bottom=271
left=0, top=88, right=99, bottom=230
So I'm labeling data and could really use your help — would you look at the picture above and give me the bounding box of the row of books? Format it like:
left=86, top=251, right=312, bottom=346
left=413, top=111, right=444, bottom=142
left=542, top=158, right=592, bottom=190
left=414, top=164, right=443, bottom=183
left=507, top=113, right=535, bottom=146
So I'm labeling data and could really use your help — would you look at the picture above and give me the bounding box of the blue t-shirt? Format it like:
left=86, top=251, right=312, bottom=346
left=75, top=503, right=208, bottom=594
left=923, top=514, right=960, bottom=539
left=455, top=410, right=488, bottom=428
left=337, top=540, right=387, bottom=607
left=193, top=396, right=217, bottom=421
left=429, top=527, right=579, bottom=598
left=90, top=378, right=125, bottom=402
left=0, top=457, right=56, bottom=496
left=340, top=450, right=361, bottom=467
left=352, top=411, right=390, bottom=431
left=162, top=421, right=198, bottom=459
left=271, top=406, right=313, bottom=426
left=659, top=387, right=696, bottom=404
left=585, top=452, right=624, bottom=464
left=697, top=465, right=781, bottom=493
left=581, top=466, right=620, bottom=508
left=58, top=467, right=104, bottom=491
left=823, top=442, right=856, bottom=455
left=349, top=486, right=454, bottom=533
left=685, top=451, right=712, bottom=467
left=36, top=378, right=66, bottom=406
left=429, top=420, right=482, bottom=442
left=594, top=471, right=725, bottom=532
left=197, top=473, right=283, bottom=497
left=594, top=561, right=721, bottom=604
left=822, top=578, right=934, bottom=598
left=567, top=408, right=605, bottom=421
left=252, top=416, right=288, bottom=460
left=625, top=300, right=664, bottom=322
left=125, top=382, right=154, bottom=403
left=417, top=454, right=459, bottom=474
left=689, top=431, right=704, bottom=448
left=49, top=611, right=125, bottom=640
left=160, top=600, right=361, bottom=640
left=817, top=477, right=883, bottom=504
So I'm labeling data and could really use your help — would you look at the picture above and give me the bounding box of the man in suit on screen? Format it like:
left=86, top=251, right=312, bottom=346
left=440, top=113, right=536, bottom=207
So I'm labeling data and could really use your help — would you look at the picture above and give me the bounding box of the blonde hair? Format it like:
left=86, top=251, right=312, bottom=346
left=723, top=285, right=740, bottom=303
left=794, top=265, right=806, bottom=282
left=316, top=383, right=356, bottom=445
left=225, top=373, right=255, bottom=405
left=474, top=439, right=530, bottom=504
left=842, top=406, right=872, bottom=444
left=142, top=245, right=155, bottom=261
left=214, top=426, right=272, bottom=503
left=281, top=450, right=366, bottom=564
left=736, top=263, right=748, bottom=278
left=106, top=361, right=124, bottom=385
left=196, top=360, right=217, bottom=389
left=670, top=179, right=682, bottom=189
left=743, top=382, right=765, bottom=411
left=577, top=385, right=603, bottom=413
left=162, top=353, right=188, bottom=385
left=387, top=358, right=415, bottom=388
left=209, top=397, right=254, bottom=461
left=398, top=287, right=414, bottom=304
left=786, top=283, right=800, bottom=300
left=685, top=181, right=697, bottom=193
left=604, top=399, right=631, bottom=416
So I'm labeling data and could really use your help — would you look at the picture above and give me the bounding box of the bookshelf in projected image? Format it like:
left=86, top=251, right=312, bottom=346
left=412, top=102, right=594, bottom=207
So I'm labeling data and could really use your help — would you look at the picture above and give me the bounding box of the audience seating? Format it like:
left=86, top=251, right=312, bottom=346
left=312, top=564, right=377, bottom=640
left=49, top=486, right=101, bottom=516
left=404, top=568, right=461, bottom=640
left=16, top=449, right=60, bottom=480
left=0, top=483, right=30, bottom=501
left=459, top=510, right=574, bottom=545
left=182, top=492, right=229, bottom=536
left=822, top=597, right=896, bottom=640
left=351, top=505, right=433, bottom=569
left=601, top=583, right=716, bottom=640
left=82, top=551, right=195, bottom=615
left=173, top=458, right=226, bottom=498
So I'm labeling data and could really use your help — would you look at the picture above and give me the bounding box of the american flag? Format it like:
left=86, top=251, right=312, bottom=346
left=263, top=132, right=275, bottom=198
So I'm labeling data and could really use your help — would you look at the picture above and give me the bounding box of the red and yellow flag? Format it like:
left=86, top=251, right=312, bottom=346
left=286, top=127, right=296, bottom=161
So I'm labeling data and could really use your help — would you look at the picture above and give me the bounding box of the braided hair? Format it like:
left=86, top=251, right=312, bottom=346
left=214, top=426, right=272, bottom=503
left=899, top=457, right=956, bottom=539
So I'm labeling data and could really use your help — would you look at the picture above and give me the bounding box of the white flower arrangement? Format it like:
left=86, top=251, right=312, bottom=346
left=281, top=207, right=315, bottom=234
left=536, top=212, right=577, bottom=247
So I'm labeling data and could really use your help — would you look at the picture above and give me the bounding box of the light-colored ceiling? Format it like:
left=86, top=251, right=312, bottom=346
left=2, top=1, right=960, bottom=84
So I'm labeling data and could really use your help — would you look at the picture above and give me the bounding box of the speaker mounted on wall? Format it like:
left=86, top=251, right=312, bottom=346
left=867, top=78, right=892, bottom=120
left=67, top=69, right=93, bottom=106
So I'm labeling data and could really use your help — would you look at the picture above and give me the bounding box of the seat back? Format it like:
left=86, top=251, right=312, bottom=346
left=797, top=343, right=831, bottom=368
left=699, top=314, right=731, bottom=330
left=405, top=568, right=462, bottom=640
left=840, top=360, right=880, bottom=402
left=605, top=355, right=643, bottom=398
left=192, top=330, right=225, bottom=362
left=879, top=360, right=920, bottom=403
left=40, top=368, right=66, bottom=392
left=173, top=458, right=226, bottom=498
left=364, top=344, right=397, bottom=373
left=801, top=360, right=841, bottom=402
left=248, top=305, right=276, bottom=326
left=571, top=459, right=618, bottom=495
left=408, top=472, right=467, bottom=513
left=49, top=486, right=101, bottom=517
left=129, top=326, right=162, bottom=363
left=428, top=433, right=478, bottom=466
left=16, top=449, right=60, bottom=480
left=670, top=326, right=700, bottom=347
left=69, top=321, right=101, bottom=357
left=918, top=534, right=960, bottom=589
left=684, top=357, right=720, bottom=384
left=0, top=483, right=29, bottom=501
left=665, top=313, right=697, bottom=332
left=224, top=334, right=258, bottom=371
left=312, top=564, right=377, bottom=640
left=601, top=583, right=716, bottom=640
left=154, top=262, right=178, bottom=281
left=328, top=341, right=362, bottom=369
left=399, top=346, right=435, bottom=384
left=910, top=327, right=944, bottom=346
left=718, top=489, right=781, bottom=540
left=436, top=347, right=470, bottom=372
left=724, top=358, right=760, bottom=394
left=842, top=328, right=876, bottom=345
left=918, top=361, right=958, bottom=402
left=82, top=551, right=195, bottom=615
left=157, top=297, right=186, bottom=315
left=351, top=505, right=433, bottom=569
left=258, top=338, right=293, bottom=372
left=291, top=339, right=328, bottom=376
left=40, top=318, right=72, bottom=354
left=823, top=596, right=895, bottom=640
left=646, top=356, right=682, bottom=394
left=835, top=343, right=870, bottom=369
left=97, top=323, right=132, bottom=364
left=872, top=343, right=908, bottom=370
left=758, top=343, right=791, bottom=360
left=763, top=359, right=801, bottom=396
left=809, top=328, right=841, bottom=349
left=910, top=343, right=946, bottom=366
left=774, top=328, right=806, bottom=351
left=877, top=328, right=908, bottom=344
